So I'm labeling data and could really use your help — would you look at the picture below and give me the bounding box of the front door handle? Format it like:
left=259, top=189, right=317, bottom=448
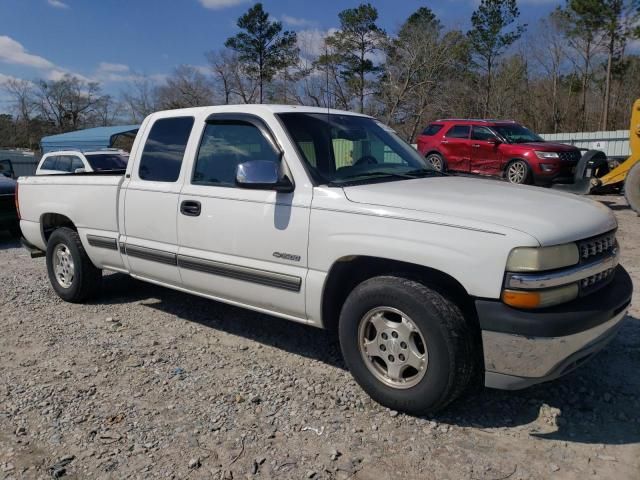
left=441, top=140, right=449, bottom=144
left=180, top=200, right=201, bottom=217
left=472, top=144, right=480, bottom=148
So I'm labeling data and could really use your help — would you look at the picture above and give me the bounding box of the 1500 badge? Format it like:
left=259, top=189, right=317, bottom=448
left=273, top=252, right=301, bottom=262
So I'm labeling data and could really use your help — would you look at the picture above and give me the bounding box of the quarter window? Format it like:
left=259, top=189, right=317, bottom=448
left=139, top=116, right=194, bottom=182
left=422, top=124, right=443, bottom=136
left=192, top=121, right=280, bottom=187
left=445, top=125, right=470, bottom=139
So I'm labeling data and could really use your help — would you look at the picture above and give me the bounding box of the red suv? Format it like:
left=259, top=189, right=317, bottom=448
left=416, top=119, right=582, bottom=185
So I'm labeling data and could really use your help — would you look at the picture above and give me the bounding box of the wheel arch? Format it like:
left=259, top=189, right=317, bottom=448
left=320, top=255, right=477, bottom=333
left=503, top=157, right=531, bottom=181
left=40, top=212, right=77, bottom=245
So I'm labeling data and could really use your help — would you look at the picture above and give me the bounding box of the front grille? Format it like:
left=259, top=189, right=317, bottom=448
left=577, top=231, right=617, bottom=262
left=576, top=230, right=618, bottom=295
left=580, top=267, right=616, bottom=295
left=559, top=150, right=581, bottom=162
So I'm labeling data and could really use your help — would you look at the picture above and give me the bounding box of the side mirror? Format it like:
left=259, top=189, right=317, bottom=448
left=74, top=168, right=86, bottom=174
left=487, top=137, right=501, bottom=145
left=1, top=172, right=11, bottom=178
left=236, top=160, right=293, bottom=193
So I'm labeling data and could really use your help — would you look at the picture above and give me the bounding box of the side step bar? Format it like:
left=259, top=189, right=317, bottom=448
left=21, top=237, right=45, bottom=258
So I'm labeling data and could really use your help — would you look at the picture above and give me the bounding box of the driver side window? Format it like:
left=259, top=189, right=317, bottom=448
left=192, top=121, right=280, bottom=188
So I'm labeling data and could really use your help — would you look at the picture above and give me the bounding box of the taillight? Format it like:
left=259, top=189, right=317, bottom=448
left=14, top=182, right=20, bottom=220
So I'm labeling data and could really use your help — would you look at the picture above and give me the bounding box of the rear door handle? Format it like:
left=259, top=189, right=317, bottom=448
left=180, top=200, right=201, bottom=217
left=441, top=140, right=449, bottom=144
left=472, top=144, right=480, bottom=148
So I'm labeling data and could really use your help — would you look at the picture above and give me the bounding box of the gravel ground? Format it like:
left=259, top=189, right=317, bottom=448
left=0, top=194, right=638, bottom=480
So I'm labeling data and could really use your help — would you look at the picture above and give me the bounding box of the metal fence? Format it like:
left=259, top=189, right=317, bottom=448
left=540, top=130, right=629, bottom=159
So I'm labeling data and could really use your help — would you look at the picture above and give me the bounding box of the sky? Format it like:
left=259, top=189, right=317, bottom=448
left=0, top=0, right=563, bottom=112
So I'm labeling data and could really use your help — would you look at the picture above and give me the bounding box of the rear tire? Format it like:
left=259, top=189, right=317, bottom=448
left=338, top=276, right=477, bottom=415
left=46, top=227, right=101, bottom=303
left=625, top=161, right=640, bottom=215
left=505, top=159, right=531, bottom=185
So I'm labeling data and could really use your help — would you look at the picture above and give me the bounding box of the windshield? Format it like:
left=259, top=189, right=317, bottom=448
left=277, top=113, right=433, bottom=185
left=85, top=153, right=129, bottom=171
left=492, top=124, right=544, bottom=144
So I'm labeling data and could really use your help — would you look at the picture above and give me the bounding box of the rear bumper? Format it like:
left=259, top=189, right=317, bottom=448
left=477, top=266, right=632, bottom=390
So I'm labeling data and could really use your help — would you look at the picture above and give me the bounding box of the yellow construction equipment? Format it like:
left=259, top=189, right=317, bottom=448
left=554, top=99, right=640, bottom=214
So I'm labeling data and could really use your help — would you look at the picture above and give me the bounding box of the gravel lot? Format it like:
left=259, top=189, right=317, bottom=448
left=0, top=194, right=638, bottom=480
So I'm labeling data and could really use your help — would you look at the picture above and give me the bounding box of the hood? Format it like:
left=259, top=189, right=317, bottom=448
left=343, top=177, right=616, bottom=245
left=0, top=176, right=16, bottom=195
left=514, top=142, right=578, bottom=152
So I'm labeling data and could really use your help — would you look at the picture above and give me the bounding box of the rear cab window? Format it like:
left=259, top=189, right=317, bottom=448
left=445, top=125, right=471, bottom=139
left=138, top=116, right=194, bottom=182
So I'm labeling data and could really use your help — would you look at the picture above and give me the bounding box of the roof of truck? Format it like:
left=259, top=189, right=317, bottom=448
left=150, top=104, right=371, bottom=118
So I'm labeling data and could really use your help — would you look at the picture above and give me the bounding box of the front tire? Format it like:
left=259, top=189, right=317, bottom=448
left=46, top=227, right=101, bottom=303
left=505, top=159, right=531, bottom=185
left=338, top=276, right=476, bottom=415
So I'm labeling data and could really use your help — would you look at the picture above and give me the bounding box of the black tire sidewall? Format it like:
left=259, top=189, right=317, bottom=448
left=46, top=229, right=86, bottom=302
left=339, top=278, right=457, bottom=414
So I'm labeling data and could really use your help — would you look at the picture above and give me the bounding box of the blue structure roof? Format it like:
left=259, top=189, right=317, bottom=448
left=40, top=125, right=140, bottom=153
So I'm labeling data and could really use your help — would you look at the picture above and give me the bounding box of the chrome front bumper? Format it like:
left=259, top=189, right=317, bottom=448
left=478, top=265, right=632, bottom=390
left=483, top=308, right=627, bottom=390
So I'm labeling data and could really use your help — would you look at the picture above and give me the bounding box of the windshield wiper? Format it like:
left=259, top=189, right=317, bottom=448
left=404, top=168, right=446, bottom=177
left=326, top=168, right=444, bottom=187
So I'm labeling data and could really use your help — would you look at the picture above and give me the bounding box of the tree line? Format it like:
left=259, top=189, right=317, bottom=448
left=2, top=0, right=640, bottom=150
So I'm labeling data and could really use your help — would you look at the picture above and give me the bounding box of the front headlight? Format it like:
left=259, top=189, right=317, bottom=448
left=506, top=244, right=579, bottom=272
left=535, top=151, right=559, bottom=159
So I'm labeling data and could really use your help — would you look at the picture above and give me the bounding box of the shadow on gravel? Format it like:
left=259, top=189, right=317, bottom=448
left=96, top=272, right=640, bottom=446
left=95, top=272, right=346, bottom=369
left=599, top=200, right=631, bottom=211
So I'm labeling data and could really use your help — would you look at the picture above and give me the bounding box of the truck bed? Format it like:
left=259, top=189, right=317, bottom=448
left=18, top=173, right=124, bottom=251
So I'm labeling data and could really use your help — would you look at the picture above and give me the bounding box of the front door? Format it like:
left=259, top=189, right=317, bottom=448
left=177, top=115, right=310, bottom=319
left=440, top=125, right=471, bottom=172
left=122, top=115, right=195, bottom=286
left=470, top=126, right=502, bottom=175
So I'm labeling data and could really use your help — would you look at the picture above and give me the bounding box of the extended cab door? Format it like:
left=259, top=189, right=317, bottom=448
left=470, top=126, right=502, bottom=175
left=176, top=113, right=310, bottom=319
left=121, top=115, right=195, bottom=286
left=440, top=125, right=471, bottom=172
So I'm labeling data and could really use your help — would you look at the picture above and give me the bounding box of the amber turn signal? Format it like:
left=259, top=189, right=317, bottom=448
left=502, top=284, right=579, bottom=309
left=502, top=290, right=541, bottom=309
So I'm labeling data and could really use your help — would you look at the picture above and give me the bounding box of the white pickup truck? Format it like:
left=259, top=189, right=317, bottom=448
left=17, top=105, right=633, bottom=414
